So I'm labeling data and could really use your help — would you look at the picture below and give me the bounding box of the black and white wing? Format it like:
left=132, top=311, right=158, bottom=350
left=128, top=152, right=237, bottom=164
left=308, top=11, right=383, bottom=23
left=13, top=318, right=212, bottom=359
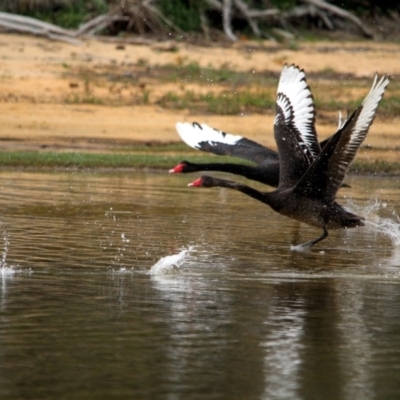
left=274, top=64, right=319, bottom=189
left=296, top=74, right=391, bottom=201
left=176, top=122, right=278, bottom=166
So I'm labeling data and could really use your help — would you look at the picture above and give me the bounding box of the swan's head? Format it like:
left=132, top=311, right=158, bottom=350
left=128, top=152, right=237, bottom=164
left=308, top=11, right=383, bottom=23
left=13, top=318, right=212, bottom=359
left=169, top=160, right=195, bottom=174
left=188, top=176, right=215, bottom=188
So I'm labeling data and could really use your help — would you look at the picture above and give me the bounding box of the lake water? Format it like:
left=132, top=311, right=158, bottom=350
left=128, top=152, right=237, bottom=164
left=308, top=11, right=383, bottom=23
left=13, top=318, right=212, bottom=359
left=1, top=170, right=400, bottom=400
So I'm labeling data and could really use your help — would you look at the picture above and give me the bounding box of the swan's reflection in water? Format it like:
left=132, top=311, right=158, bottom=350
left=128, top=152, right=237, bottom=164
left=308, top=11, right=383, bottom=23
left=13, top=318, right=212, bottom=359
left=336, top=281, right=374, bottom=400
left=261, top=299, right=305, bottom=400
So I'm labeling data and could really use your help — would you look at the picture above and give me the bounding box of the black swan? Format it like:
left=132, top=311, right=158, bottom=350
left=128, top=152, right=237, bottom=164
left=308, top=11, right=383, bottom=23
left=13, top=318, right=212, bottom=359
left=170, top=122, right=280, bottom=187
left=170, top=65, right=339, bottom=187
left=188, top=71, right=391, bottom=249
left=170, top=122, right=334, bottom=187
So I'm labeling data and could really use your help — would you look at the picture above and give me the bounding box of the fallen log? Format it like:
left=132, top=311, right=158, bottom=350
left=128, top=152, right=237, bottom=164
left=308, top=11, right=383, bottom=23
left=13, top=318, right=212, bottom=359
left=0, top=13, right=81, bottom=45
left=0, top=11, right=75, bottom=36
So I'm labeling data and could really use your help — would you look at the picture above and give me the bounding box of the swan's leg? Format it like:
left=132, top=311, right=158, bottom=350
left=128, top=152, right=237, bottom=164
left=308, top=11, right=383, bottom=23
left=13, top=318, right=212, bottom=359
left=291, top=227, right=328, bottom=250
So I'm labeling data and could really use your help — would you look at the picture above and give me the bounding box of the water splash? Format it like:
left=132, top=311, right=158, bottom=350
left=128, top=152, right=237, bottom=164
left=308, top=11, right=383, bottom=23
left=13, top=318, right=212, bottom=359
left=0, top=226, right=9, bottom=266
left=366, top=219, right=400, bottom=246
left=290, top=243, right=313, bottom=253
left=1, top=266, right=15, bottom=280
left=149, top=247, right=193, bottom=275
left=0, top=226, right=30, bottom=279
left=121, top=233, right=130, bottom=243
left=346, top=198, right=400, bottom=246
left=0, top=226, right=12, bottom=277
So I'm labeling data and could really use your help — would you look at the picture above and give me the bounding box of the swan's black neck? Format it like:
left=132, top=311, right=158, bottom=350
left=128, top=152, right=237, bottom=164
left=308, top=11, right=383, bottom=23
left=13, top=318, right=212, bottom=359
left=212, top=177, right=274, bottom=206
left=187, top=162, right=279, bottom=187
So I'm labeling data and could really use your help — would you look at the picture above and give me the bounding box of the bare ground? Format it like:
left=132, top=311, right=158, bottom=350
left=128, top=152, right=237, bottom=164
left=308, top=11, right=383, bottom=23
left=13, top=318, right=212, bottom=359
left=0, top=33, right=399, bottom=162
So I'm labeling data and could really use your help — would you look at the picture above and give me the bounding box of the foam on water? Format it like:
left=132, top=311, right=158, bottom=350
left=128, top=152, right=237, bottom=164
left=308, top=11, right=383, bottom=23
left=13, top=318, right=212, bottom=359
left=149, top=246, right=193, bottom=275
left=345, top=198, right=400, bottom=246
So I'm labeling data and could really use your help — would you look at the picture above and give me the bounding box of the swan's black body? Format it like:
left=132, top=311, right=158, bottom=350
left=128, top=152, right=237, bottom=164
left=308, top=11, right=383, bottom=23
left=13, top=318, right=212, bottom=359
left=188, top=65, right=391, bottom=248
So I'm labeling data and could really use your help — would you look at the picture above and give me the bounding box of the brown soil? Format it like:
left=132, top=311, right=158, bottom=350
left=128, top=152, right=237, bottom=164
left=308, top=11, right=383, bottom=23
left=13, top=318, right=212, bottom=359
left=0, top=33, right=399, bottom=161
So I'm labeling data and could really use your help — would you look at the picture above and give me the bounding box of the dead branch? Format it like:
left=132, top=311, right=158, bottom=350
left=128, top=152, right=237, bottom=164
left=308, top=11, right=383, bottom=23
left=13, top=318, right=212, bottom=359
left=222, top=0, right=237, bottom=41
left=95, top=0, right=184, bottom=38
left=76, top=15, right=131, bottom=37
left=144, top=2, right=184, bottom=35
left=315, top=8, right=335, bottom=30
left=0, top=11, right=74, bottom=36
left=203, top=0, right=374, bottom=41
left=0, top=12, right=81, bottom=45
left=234, top=0, right=261, bottom=36
left=303, top=0, right=373, bottom=38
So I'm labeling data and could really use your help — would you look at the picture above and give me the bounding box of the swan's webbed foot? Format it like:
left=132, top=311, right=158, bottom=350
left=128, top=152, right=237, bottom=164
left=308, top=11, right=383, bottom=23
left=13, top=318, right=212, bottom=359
left=290, top=228, right=328, bottom=251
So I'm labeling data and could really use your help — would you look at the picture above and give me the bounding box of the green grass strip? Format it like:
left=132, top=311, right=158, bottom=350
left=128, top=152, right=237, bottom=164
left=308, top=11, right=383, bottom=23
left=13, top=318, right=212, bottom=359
left=0, top=151, right=253, bottom=170
left=0, top=151, right=399, bottom=175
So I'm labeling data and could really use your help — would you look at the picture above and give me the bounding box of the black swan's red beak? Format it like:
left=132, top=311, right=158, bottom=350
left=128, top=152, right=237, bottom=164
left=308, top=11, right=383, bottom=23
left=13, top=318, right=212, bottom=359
left=169, top=163, right=185, bottom=174
left=188, top=177, right=203, bottom=187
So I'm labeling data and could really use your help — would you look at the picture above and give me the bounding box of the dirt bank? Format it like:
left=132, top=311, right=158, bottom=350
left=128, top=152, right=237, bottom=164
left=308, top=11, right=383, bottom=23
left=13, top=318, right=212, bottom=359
left=0, top=33, right=398, bottom=161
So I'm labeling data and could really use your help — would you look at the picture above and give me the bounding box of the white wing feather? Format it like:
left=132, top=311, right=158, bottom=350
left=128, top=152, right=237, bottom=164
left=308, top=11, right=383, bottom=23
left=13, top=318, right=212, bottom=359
left=274, top=64, right=317, bottom=157
left=344, top=74, right=390, bottom=160
left=175, top=122, right=242, bottom=150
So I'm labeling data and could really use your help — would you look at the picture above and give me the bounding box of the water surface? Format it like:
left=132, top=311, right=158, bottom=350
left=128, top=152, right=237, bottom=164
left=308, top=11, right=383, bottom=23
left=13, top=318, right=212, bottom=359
left=1, top=171, right=400, bottom=400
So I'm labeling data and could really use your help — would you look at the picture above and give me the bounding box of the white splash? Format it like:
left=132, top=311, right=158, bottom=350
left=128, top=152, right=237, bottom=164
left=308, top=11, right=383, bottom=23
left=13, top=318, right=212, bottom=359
left=1, top=266, right=15, bottom=278
left=366, top=219, right=400, bottom=246
left=346, top=198, right=400, bottom=246
left=0, top=227, right=12, bottom=277
left=149, top=247, right=193, bottom=275
left=121, top=233, right=130, bottom=243
left=290, top=243, right=312, bottom=253
left=0, top=226, right=9, bottom=265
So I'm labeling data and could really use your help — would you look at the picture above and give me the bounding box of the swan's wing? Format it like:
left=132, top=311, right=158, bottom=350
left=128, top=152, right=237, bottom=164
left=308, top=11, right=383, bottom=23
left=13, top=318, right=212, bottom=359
left=176, top=122, right=278, bottom=165
left=274, top=64, right=319, bottom=189
left=323, top=74, right=391, bottom=200
left=296, top=74, right=391, bottom=201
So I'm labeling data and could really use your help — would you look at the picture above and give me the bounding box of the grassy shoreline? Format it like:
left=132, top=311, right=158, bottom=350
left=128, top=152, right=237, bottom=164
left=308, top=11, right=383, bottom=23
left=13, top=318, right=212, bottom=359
left=0, top=150, right=399, bottom=176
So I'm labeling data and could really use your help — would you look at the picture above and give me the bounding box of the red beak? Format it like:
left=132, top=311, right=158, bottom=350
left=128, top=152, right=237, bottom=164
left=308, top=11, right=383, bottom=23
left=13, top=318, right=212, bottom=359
left=169, top=163, right=184, bottom=174
left=188, top=177, right=203, bottom=187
